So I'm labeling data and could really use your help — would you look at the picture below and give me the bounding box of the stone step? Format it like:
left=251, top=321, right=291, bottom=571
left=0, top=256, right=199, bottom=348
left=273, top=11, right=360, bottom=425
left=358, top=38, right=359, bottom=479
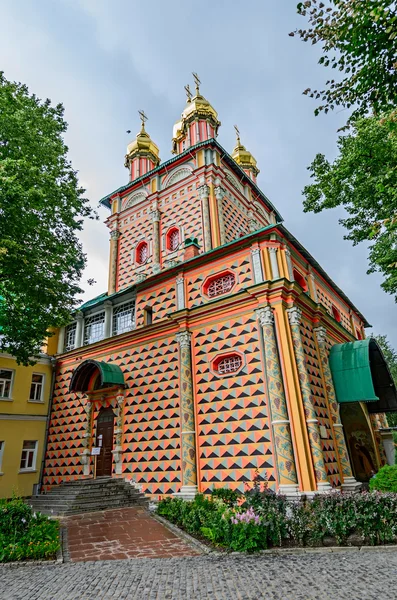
left=28, top=477, right=149, bottom=516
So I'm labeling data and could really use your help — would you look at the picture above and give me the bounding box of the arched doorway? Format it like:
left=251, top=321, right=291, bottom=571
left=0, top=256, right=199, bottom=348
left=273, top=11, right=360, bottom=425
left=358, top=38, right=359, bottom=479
left=340, top=403, right=378, bottom=482
left=96, top=407, right=115, bottom=477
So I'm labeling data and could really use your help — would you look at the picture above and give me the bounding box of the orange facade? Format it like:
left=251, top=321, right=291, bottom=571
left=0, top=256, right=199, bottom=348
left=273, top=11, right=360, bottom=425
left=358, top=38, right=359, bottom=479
left=42, top=84, right=388, bottom=498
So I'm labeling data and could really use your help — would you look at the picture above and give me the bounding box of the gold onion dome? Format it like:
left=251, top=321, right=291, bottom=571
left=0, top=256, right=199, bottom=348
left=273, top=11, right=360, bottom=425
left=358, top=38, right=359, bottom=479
left=231, top=126, right=259, bottom=177
left=172, top=76, right=221, bottom=153
left=125, top=112, right=160, bottom=169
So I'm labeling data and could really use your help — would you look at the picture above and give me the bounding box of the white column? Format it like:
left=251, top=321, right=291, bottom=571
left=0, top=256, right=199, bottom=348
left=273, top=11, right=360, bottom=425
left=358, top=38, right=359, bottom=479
left=75, top=312, right=84, bottom=348
left=268, top=247, right=280, bottom=279
left=250, top=247, right=264, bottom=284
left=57, top=327, right=65, bottom=354
left=214, top=182, right=226, bottom=246
left=285, top=248, right=294, bottom=281
left=198, top=181, right=212, bottom=252
left=104, top=301, right=113, bottom=338
left=176, top=276, right=185, bottom=310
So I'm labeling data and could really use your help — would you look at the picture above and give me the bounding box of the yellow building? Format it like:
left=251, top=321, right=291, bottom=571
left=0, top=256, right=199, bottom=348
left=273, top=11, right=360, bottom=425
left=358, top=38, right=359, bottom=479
left=0, top=341, right=56, bottom=498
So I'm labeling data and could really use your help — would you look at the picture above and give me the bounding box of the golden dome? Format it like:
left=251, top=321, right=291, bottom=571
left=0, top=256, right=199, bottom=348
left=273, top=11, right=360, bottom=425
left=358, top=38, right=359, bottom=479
left=172, top=78, right=221, bottom=153
left=125, top=120, right=160, bottom=168
left=231, top=128, right=259, bottom=176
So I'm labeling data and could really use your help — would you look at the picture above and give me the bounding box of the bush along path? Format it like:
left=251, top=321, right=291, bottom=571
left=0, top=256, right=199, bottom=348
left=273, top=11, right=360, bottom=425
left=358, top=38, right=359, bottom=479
left=0, top=497, right=60, bottom=562
left=157, top=472, right=397, bottom=553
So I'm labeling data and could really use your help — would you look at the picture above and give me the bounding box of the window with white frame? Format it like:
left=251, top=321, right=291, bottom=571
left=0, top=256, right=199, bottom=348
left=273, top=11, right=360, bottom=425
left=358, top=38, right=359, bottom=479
left=0, top=369, right=13, bottom=399
left=0, top=441, right=4, bottom=472
left=29, top=373, right=44, bottom=402
left=167, top=228, right=180, bottom=252
left=64, top=322, right=77, bottom=351
left=206, top=273, right=236, bottom=298
left=112, top=300, right=136, bottom=335
left=20, top=441, right=38, bottom=471
left=83, top=312, right=105, bottom=345
left=217, top=355, right=242, bottom=375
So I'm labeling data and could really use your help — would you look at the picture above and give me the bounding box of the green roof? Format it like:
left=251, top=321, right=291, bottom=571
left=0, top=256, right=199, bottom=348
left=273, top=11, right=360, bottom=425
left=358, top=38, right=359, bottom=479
left=329, top=338, right=397, bottom=413
left=69, top=359, right=125, bottom=392
left=329, top=339, right=379, bottom=404
left=99, top=138, right=283, bottom=222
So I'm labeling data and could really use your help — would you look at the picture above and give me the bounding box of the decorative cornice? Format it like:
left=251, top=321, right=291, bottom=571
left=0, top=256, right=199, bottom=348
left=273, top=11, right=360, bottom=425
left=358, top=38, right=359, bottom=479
left=256, top=306, right=274, bottom=326
left=214, top=185, right=225, bottom=201
left=287, top=306, right=302, bottom=326
left=314, top=325, right=327, bottom=345
left=198, top=184, right=210, bottom=200
left=176, top=330, right=192, bottom=348
left=110, top=230, right=120, bottom=241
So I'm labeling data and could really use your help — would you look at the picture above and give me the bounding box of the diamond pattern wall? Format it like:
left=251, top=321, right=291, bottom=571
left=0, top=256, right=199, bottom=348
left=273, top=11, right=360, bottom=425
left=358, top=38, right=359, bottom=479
left=300, top=320, right=341, bottom=487
left=193, top=313, right=275, bottom=493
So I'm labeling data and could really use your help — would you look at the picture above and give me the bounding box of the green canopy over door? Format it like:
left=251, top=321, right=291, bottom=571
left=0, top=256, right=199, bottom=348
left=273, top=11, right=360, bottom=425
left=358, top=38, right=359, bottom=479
left=329, top=338, right=397, bottom=414
left=70, top=359, right=126, bottom=392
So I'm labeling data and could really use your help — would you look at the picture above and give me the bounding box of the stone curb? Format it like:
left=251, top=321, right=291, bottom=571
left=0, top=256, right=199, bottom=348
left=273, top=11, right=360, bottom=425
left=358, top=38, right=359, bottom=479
left=0, top=527, right=64, bottom=568
left=153, top=514, right=214, bottom=555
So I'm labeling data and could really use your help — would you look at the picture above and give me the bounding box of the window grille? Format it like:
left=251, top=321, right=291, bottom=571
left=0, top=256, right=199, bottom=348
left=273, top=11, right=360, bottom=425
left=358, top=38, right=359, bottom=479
left=137, top=242, right=148, bottom=264
left=207, top=273, right=235, bottom=298
left=29, top=374, right=44, bottom=401
left=64, top=322, right=77, bottom=352
left=217, top=355, right=242, bottom=374
left=83, top=312, right=105, bottom=345
left=0, top=369, right=13, bottom=398
left=20, top=440, right=38, bottom=471
left=168, top=229, right=180, bottom=252
left=112, top=301, right=136, bottom=335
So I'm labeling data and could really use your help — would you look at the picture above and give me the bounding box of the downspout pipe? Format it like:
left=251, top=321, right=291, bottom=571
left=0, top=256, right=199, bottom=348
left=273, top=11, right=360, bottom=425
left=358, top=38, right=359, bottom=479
left=36, top=356, right=57, bottom=495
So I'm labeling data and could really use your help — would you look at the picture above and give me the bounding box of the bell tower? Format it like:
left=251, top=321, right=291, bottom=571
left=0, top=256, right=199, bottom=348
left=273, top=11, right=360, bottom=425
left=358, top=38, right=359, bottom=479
left=231, top=125, right=260, bottom=184
left=124, top=110, right=160, bottom=182
left=171, top=74, right=221, bottom=154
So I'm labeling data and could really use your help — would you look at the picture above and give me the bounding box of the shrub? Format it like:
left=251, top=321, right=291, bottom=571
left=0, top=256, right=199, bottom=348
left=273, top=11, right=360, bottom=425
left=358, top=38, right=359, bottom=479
left=370, top=465, right=397, bottom=493
left=210, top=488, right=241, bottom=507
left=0, top=498, right=60, bottom=562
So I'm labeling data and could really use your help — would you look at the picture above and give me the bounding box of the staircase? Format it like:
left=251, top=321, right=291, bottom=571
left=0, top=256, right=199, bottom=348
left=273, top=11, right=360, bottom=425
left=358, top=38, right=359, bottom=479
left=29, top=478, right=149, bottom=517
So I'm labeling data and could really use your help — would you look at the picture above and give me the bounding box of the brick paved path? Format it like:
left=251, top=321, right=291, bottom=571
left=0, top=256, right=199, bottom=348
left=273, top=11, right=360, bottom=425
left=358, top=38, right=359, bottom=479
left=61, top=507, right=200, bottom=561
left=1, top=550, right=397, bottom=599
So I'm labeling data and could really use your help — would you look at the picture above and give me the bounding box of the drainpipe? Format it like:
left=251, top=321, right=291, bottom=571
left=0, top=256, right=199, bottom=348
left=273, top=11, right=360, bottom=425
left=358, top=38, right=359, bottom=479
left=36, top=356, right=57, bottom=495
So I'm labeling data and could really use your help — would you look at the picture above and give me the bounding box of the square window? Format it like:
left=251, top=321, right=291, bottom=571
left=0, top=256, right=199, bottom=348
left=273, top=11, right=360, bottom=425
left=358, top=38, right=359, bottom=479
left=29, top=373, right=44, bottom=402
left=112, top=301, right=136, bottom=335
left=64, top=322, right=77, bottom=352
left=0, top=369, right=13, bottom=399
left=20, top=441, right=38, bottom=471
left=83, top=312, right=105, bottom=345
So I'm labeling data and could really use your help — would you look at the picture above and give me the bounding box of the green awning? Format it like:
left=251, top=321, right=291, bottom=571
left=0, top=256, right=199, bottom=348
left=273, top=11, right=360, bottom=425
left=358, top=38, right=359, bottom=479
left=329, top=339, right=397, bottom=413
left=70, top=360, right=125, bottom=392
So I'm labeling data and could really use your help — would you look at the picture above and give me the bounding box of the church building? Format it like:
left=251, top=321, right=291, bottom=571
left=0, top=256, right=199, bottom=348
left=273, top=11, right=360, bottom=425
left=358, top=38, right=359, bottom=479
left=41, top=77, right=397, bottom=499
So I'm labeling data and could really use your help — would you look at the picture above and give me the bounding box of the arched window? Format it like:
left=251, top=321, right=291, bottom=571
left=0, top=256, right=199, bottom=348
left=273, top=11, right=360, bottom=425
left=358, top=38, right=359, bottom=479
left=332, top=305, right=341, bottom=323
left=293, top=268, right=308, bottom=292
left=136, top=241, right=148, bottom=265
left=205, top=272, right=236, bottom=298
left=167, top=228, right=180, bottom=252
left=214, top=354, right=243, bottom=375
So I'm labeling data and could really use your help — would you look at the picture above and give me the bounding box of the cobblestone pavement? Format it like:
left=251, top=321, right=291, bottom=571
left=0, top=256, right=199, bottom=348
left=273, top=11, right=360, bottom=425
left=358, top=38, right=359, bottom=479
left=1, top=550, right=397, bottom=599
left=61, top=507, right=200, bottom=561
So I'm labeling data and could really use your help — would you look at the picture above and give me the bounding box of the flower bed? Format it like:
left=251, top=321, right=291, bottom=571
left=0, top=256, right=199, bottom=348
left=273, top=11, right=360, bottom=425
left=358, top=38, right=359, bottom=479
left=0, top=498, right=60, bottom=562
left=157, top=476, right=397, bottom=552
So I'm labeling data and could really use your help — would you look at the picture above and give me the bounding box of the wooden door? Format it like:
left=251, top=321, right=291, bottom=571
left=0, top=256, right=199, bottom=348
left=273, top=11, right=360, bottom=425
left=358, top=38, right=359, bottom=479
left=96, top=408, right=115, bottom=477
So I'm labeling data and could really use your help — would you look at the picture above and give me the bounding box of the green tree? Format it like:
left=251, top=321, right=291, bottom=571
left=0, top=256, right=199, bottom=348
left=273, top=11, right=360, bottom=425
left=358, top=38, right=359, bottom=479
left=0, top=72, right=95, bottom=364
left=302, top=112, right=397, bottom=297
left=291, top=1, right=397, bottom=298
left=290, top=0, right=397, bottom=122
left=374, top=334, right=397, bottom=428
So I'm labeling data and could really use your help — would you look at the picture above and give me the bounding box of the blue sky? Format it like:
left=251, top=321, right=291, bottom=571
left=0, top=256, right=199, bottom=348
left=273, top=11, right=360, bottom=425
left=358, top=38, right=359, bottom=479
left=1, top=0, right=395, bottom=346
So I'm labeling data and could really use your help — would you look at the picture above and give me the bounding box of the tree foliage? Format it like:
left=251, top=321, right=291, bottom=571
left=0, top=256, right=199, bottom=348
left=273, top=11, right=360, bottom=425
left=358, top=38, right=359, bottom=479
left=302, top=111, right=397, bottom=297
left=0, top=73, right=95, bottom=364
left=290, top=0, right=397, bottom=122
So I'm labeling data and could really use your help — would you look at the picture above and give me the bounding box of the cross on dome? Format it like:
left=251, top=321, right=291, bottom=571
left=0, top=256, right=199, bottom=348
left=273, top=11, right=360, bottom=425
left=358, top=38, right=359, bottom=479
left=192, top=72, right=201, bottom=95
